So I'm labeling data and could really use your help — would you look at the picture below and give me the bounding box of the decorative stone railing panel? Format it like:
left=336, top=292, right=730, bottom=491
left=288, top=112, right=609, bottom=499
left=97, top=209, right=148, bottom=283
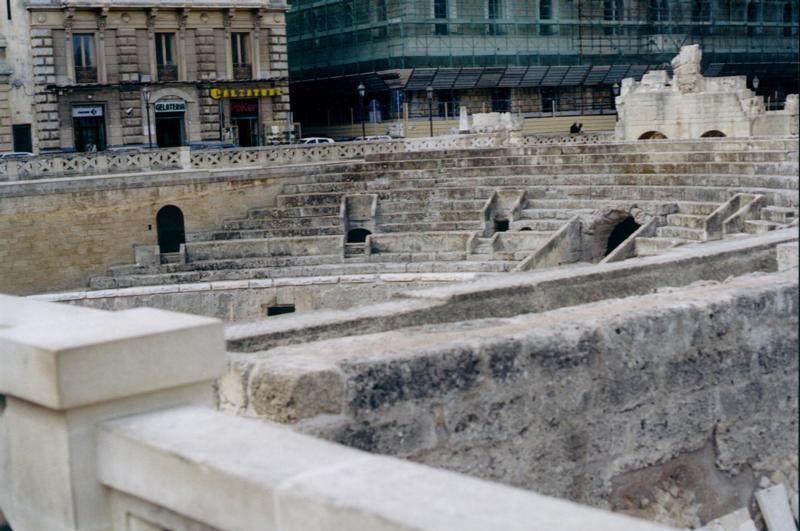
left=0, top=131, right=615, bottom=182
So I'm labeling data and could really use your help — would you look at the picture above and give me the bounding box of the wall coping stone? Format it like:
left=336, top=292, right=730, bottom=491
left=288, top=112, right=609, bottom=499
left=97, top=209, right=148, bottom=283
left=0, top=295, right=224, bottom=409
left=98, top=405, right=676, bottom=531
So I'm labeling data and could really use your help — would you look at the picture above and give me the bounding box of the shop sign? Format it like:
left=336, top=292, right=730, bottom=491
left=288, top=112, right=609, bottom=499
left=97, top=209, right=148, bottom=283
left=72, top=105, right=104, bottom=118
left=210, top=87, right=283, bottom=99
left=154, top=100, right=186, bottom=113
left=230, top=100, right=258, bottom=115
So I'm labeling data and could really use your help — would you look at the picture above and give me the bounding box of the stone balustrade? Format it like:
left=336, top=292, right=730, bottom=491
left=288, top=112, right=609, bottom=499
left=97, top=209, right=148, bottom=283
left=0, top=131, right=614, bottom=182
left=0, top=293, right=676, bottom=531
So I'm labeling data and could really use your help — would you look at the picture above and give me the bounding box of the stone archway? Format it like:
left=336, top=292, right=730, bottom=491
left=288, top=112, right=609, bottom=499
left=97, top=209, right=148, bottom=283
left=700, top=130, right=726, bottom=138
left=347, top=228, right=372, bottom=243
left=156, top=205, right=186, bottom=254
left=582, top=206, right=651, bottom=262
left=638, top=131, right=668, bottom=140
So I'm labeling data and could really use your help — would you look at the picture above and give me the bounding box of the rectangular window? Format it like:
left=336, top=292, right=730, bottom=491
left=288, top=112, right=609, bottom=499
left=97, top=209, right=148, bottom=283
left=434, top=0, right=448, bottom=35
left=155, top=33, right=177, bottom=81
left=231, top=32, right=251, bottom=80
left=488, top=0, right=500, bottom=19
left=73, top=34, right=96, bottom=83
left=539, top=0, right=553, bottom=35
left=6, top=0, right=10, bottom=20
left=487, top=0, right=503, bottom=34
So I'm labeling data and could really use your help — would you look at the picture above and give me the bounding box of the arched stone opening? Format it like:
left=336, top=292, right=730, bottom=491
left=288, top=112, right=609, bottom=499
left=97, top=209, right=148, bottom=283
left=519, top=227, right=532, bottom=231
left=605, top=217, right=641, bottom=256
left=638, top=131, right=668, bottom=140
left=156, top=205, right=186, bottom=254
left=700, top=130, right=726, bottom=138
left=347, top=228, right=372, bottom=243
left=494, top=218, right=509, bottom=232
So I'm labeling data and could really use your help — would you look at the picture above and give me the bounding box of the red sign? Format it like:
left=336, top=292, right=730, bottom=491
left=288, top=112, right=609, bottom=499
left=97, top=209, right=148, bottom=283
left=231, top=100, right=258, bottom=116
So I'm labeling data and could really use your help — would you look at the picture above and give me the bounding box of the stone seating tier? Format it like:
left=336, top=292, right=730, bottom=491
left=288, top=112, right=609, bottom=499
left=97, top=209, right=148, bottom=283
left=88, top=137, right=798, bottom=292
left=89, top=260, right=515, bottom=290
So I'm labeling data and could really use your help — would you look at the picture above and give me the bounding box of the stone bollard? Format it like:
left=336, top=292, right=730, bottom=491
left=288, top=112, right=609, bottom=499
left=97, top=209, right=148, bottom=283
left=0, top=295, right=226, bottom=531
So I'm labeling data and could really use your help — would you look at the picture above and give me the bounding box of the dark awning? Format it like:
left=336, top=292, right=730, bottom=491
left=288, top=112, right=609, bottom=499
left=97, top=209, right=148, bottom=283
left=401, top=64, right=675, bottom=91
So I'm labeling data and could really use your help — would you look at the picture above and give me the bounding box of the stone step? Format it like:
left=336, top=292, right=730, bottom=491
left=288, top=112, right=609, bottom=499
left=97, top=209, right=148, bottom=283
left=666, top=213, right=707, bottom=229
left=761, top=206, right=798, bottom=224
left=248, top=205, right=341, bottom=219
left=91, top=260, right=515, bottom=289
left=510, top=219, right=565, bottom=231
left=344, top=243, right=366, bottom=257
left=744, top=220, right=783, bottom=234
left=195, top=227, right=343, bottom=241
left=656, top=225, right=707, bottom=241
left=377, top=222, right=483, bottom=233
left=518, top=208, right=594, bottom=219
left=376, top=211, right=483, bottom=224
left=223, top=216, right=342, bottom=231
left=634, top=237, right=686, bottom=256
left=472, top=238, right=494, bottom=255
left=676, top=201, right=721, bottom=216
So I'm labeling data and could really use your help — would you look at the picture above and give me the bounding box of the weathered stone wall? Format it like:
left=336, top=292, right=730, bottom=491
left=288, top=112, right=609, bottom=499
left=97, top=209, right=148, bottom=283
left=36, top=274, right=479, bottom=321
left=225, top=270, right=798, bottom=528
left=0, top=166, right=324, bottom=295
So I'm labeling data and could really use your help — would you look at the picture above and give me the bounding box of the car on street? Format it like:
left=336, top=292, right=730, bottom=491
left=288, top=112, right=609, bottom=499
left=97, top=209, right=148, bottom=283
left=0, top=151, right=34, bottom=160
left=300, top=137, right=335, bottom=144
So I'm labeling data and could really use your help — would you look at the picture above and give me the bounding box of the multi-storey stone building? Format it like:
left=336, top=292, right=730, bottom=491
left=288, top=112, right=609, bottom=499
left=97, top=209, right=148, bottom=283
left=0, top=0, right=36, bottom=153
left=22, top=0, right=289, bottom=153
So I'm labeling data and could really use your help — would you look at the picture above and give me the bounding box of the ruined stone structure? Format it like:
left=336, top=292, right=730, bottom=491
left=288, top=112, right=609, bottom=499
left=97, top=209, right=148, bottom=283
left=0, top=72, right=798, bottom=529
left=616, top=45, right=799, bottom=141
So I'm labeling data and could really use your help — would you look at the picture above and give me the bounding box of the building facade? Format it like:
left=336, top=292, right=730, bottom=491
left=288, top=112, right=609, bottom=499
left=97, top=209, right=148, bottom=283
left=19, top=0, right=289, bottom=153
left=286, top=0, right=799, bottom=131
left=0, top=0, right=37, bottom=153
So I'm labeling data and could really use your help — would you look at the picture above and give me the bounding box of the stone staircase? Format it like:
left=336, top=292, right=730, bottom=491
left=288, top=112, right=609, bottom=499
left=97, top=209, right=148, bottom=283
left=87, top=137, right=799, bottom=290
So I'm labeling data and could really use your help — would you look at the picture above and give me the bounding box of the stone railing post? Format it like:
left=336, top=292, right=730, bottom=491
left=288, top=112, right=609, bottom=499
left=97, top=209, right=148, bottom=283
left=0, top=295, right=226, bottom=531
left=178, top=146, right=192, bottom=169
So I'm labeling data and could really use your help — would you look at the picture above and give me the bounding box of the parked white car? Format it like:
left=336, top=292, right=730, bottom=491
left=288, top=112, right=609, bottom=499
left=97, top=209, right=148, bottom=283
left=0, top=151, right=34, bottom=160
left=300, top=137, right=335, bottom=144
left=354, top=135, right=394, bottom=142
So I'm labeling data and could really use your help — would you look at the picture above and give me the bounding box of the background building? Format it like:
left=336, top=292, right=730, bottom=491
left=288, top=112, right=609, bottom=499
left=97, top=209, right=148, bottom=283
left=286, top=0, right=799, bottom=135
left=0, top=0, right=36, bottom=153
left=23, top=0, right=290, bottom=153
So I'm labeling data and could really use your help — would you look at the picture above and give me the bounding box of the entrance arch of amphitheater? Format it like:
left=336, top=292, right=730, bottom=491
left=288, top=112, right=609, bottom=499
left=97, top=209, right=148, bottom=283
left=638, top=131, right=668, bottom=140
left=701, top=130, right=726, bottom=138
left=156, top=205, right=186, bottom=254
left=347, top=228, right=372, bottom=243
left=605, top=216, right=641, bottom=256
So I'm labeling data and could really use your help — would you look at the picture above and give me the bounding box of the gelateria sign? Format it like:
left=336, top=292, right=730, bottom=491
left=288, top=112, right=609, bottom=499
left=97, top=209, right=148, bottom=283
left=210, top=87, right=283, bottom=99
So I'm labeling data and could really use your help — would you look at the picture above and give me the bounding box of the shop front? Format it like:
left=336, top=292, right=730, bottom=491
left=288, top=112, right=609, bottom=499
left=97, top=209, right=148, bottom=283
left=154, top=99, right=186, bottom=148
left=72, top=105, right=106, bottom=152
left=230, top=98, right=259, bottom=147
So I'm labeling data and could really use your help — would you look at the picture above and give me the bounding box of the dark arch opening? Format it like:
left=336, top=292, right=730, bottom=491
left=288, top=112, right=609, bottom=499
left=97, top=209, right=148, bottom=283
left=347, top=228, right=372, bottom=243
left=156, top=205, right=186, bottom=254
left=494, top=218, right=509, bottom=232
left=519, top=227, right=532, bottom=231
left=638, top=131, right=668, bottom=140
left=701, top=130, right=726, bottom=138
left=605, top=216, right=640, bottom=256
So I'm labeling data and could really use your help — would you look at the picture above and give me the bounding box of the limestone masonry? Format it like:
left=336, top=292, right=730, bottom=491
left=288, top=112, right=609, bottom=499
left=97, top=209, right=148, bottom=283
left=0, top=45, right=798, bottom=531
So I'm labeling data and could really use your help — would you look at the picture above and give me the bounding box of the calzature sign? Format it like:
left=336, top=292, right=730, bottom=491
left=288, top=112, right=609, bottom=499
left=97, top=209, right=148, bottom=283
left=210, top=88, right=283, bottom=99
left=154, top=101, right=186, bottom=113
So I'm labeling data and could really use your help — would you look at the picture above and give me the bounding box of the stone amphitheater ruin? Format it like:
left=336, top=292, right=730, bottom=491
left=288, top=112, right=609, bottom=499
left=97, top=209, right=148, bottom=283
left=1, top=47, right=798, bottom=531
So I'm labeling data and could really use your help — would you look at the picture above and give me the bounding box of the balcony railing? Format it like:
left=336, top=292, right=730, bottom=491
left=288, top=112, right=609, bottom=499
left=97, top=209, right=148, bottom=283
left=157, top=64, right=178, bottom=82
left=75, top=66, right=97, bottom=84
left=233, top=63, right=252, bottom=80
